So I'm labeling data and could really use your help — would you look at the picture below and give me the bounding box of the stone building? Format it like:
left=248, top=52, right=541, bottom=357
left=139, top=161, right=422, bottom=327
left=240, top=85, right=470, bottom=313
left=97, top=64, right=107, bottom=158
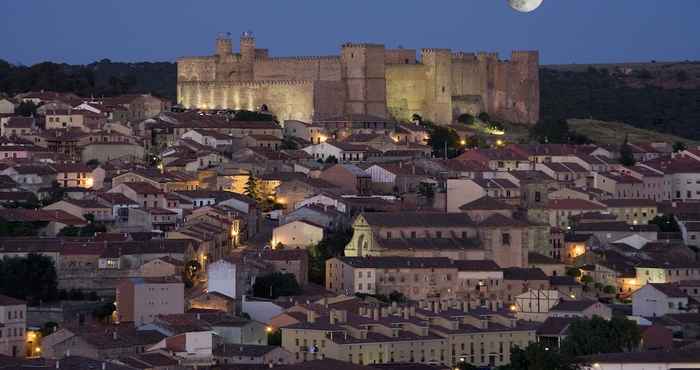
left=177, top=33, right=539, bottom=124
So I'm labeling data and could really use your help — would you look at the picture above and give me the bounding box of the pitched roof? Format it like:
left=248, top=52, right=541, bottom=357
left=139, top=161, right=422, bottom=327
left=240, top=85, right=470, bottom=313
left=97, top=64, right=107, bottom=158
left=0, top=294, right=26, bottom=306
left=583, top=349, right=700, bottom=364
left=360, top=212, right=472, bottom=228
left=545, top=199, right=605, bottom=210
left=459, top=196, right=514, bottom=211
left=337, top=256, right=454, bottom=269
left=451, top=260, right=501, bottom=271
left=550, top=299, right=599, bottom=312
left=502, top=267, right=548, bottom=281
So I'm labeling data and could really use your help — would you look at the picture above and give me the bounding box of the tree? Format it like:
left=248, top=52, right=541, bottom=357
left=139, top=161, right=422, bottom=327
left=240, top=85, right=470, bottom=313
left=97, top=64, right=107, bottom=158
left=0, top=254, right=58, bottom=304
left=603, top=285, right=617, bottom=295
left=580, top=275, right=594, bottom=286
left=619, top=135, right=636, bottom=166
left=411, top=114, right=422, bottom=124
left=388, top=291, right=407, bottom=303
left=86, top=159, right=100, bottom=167
left=15, top=101, right=37, bottom=117
left=268, top=329, right=282, bottom=346
left=417, top=182, right=435, bottom=200
left=498, top=343, right=578, bottom=370
left=93, top=302, right=116, bottom=323
left=566, top=268, right=582, bottom=278
left=673, top=141, right=687, bottom=153
left=244, top=175, right=261, bottom=201
left=308, top=231, right=353, bottom=285
left=478, top=112, right=490, bottom=122
left=457, top=113, right=475, bottom=125
left=649, top=214, right=680, bottom=232
left=530, top=119, right=571, bottom=144
left=183, top=260, right=201, bottom=288
left=427, top=125, right=461, bottom=158
left=253, top=272, right=302, bottom=299
left=560, top=316, right=641, bottom=358
left=324, top=155, right=338, bottom=164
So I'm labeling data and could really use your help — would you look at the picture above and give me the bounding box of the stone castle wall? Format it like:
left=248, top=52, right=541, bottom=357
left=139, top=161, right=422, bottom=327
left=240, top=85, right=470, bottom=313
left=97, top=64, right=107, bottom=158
left=177, top=34, right=539, bottom=124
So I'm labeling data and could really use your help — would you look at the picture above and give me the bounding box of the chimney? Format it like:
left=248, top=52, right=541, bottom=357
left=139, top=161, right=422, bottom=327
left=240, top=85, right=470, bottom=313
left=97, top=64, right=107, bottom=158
left=197, top=313, right=201, bottom=320
left=409, top=305, right=416, bottom=316
left=102, top=363, right=106, bottom=370
left=307, top=311, right=316, bottom=323
left=433, top=301, right=440, bottom=314
left=56, top=361, right=60, bottom=369
left=373, top=307, right=379, bottom=321
left=403, top=307, right=409, bottom=320
left=330, top=311, right=336, bottom=325
left=112, top=331, right=118, bottom=340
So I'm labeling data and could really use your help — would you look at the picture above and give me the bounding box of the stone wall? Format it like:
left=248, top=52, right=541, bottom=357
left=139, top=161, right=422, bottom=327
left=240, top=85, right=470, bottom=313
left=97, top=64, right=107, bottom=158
left=385, top=64, right=428, bottom=122
left=177, top=34, right=539, bottom=124
left=178, top=80, right=317, bottom=121
left=254, top=56, right=341, bottom=81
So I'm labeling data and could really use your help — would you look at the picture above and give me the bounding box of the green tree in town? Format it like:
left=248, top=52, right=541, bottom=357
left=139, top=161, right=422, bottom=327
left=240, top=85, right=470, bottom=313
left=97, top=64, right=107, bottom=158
left=457, top=113, right=475, bottom=125
left=478, top=112, right=490, bottom=123
left=673, top=141, right=688, bottom=153
left=0, top=254, right=58, bottom=304
left=427, top=125, right=461, bottom=158
left=308, top=231, right=353, bottom=285
left=649, top=214, right=680, bottom=232
left=619, top=135, right=636, bottom=166
left=497, top=343, right=578, bottom=370
left=560, top=316, right=641, bottom=358
left=253, top=272, right=302, bottom=299
left=244, top=175, right=261, bottom=201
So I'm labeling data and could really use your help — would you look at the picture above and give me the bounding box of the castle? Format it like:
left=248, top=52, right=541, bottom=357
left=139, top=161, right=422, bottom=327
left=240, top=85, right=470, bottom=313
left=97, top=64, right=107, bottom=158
left=177, top=33, right=540, bottom=124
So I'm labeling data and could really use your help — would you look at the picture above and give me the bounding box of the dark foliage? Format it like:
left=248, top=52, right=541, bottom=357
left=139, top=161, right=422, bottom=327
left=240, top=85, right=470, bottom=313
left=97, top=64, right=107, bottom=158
left=541, top=67, right=700, bottom=140
left=497, top=343, right=579, bottom=370
left=253, top=272, right=302, bottom=299
left=308, top=231, right=353, bottom=285
left=560, top=316, right=641, bottom=357
left=649, top=214, right=681, bottom=233
left=0, top=59, right=176, bottom=101
left=0, top=254, right=58, bottom=304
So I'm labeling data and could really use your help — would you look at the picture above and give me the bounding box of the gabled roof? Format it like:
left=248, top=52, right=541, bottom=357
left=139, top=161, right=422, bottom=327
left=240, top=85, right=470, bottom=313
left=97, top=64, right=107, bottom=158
left=459, top=196, right=515, bottom=211
left=360, top=212, right=472, bottom=228
left=550, top=299, right=600, bottom=312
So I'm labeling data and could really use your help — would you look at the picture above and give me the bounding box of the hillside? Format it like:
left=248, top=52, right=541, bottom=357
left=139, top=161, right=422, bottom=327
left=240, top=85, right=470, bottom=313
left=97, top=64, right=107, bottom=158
left=567, top=119, right=700, bottom=146
left=540, top=62, right=700, bottom=140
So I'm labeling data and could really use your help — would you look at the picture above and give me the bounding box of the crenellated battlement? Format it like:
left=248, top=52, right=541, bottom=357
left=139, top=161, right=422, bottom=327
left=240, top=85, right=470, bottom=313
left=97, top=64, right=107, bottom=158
left=341, top=42, right=385, bottom=49
left=421, top=48, right=451, bottom=54
left=179, top=79, right=316, bottom=87
left=258, top=55, right=341, bottom=63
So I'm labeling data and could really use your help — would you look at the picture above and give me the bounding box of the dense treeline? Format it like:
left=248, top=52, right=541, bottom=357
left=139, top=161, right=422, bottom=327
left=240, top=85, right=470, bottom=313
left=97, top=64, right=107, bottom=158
left=0, top=59, right=176, bottom=101
left=541, top=66, right=700, bottom=139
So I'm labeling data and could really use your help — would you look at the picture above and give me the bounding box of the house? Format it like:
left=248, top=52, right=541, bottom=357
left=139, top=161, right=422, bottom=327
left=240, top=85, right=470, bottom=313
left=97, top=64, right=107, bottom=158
left=271, top=220, right=325, bottom=249
left=51, top=163, right=97, bottom=188
left=213, top=344, right=294, bottom=366
left=0, top=97, right=17, bottom=114
left=109, top=182, right=166, bottom=209
left=115, top=277, right=185, bottom=326
left=528, top=252, right=566, bottom=277
left=40, top=324, right=165, bottom=360
left=282, top=204, right=346, bottom=231
left=189, top=292, right=236, bottom=314
left=301, top=141, right=381, bottom=163
left=602, top=199, right=658, bottom=225
left=181, top=129, right=234, bottom=148
left=0, top=294, right=26, bottom=358
left=632, top=283, right=695, bottom=318
left=275, top=178, right=341, bottom=211
left=197, top=312, right=268, bottom=345
left=364, top=162, right=433, bottom=194
left=542, top=199, right=606, bottom=229
left=503, top=267, right=550, bottom=303
left=320, top=164, right=371, bottom=195
left=581, top=349, right=700, bottom=370
left=1, top=116, right=34, bottom=137
left=456, top=148, right=528, bottom=171
left=283, top=119, right=328, bottom=144
left=43, top=199, right=114, bottom=222
left=241, top=134, right=282, bottom=150
left=594, top=172, right=646, bottom=199
left=548, top=299, right=612, bottom=320
left=536, top=316, right=577, bottom=350
left=447, top=178, right=519, bottom=212
left=513, top=289, right=560, bottom=322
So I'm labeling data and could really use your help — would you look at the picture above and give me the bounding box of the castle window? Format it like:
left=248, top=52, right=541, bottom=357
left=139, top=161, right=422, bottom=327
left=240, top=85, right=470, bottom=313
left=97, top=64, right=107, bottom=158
left=502, top=233, right=511, bottom=246
left=405, top=59, right=409, bottom=64
left=351, top=53, right=355, bottom=58
left=441, top=86, right=445, bottom=93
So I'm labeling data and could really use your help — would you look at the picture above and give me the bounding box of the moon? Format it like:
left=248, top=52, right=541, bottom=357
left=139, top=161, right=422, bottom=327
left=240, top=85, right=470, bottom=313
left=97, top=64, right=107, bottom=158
left=508, top=0, right=543, bottom=13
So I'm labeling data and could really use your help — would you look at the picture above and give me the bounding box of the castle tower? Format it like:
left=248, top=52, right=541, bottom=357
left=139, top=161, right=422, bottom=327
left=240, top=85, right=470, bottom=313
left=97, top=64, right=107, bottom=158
left=509, top=51, right=540, bottom=124
left=421, top=48, right=453, bottom=124
left=340, top=43, right=387, bottom=118
left=216, top=33, right=233, bottom=57
left=239, top=32, right=256, bottom=80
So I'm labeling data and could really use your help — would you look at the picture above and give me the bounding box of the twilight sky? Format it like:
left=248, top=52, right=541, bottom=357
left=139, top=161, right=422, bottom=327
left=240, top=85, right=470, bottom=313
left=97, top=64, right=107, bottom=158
left=1, top=0, right=698, bottom=66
